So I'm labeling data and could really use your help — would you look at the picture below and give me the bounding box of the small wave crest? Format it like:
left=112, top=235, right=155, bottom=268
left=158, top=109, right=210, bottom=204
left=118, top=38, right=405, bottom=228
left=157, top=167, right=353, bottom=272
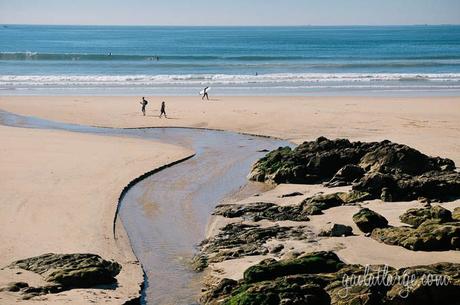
left=1, top=73, right=460, bottom=87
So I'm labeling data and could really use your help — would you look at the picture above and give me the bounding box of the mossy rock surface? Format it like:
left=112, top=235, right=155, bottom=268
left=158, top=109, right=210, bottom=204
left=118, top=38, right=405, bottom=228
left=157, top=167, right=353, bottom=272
left=352, top=208, right=388, bottom=233
left=372, top=220, right=460, bottom=251
left=201, top=251, right=460, bottom=305
left=249, top=137, right=460, bottom=202
left=399, top=205, right=452, bottom=228
left=9, top=253, right=121, bottom=288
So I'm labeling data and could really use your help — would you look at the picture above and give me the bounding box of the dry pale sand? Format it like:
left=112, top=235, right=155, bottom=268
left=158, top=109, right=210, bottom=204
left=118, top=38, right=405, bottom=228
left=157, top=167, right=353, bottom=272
left=0, top=96, right=459, bottom=164
left=0, top=125, right=192, bottom=304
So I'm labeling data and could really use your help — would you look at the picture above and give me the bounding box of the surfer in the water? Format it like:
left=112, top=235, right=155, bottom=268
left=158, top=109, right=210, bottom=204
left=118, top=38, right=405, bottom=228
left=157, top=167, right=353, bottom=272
left=159, top=101, right=167, bottom=118
left=140, top=97, right=148, bottom=116
left=202, top=87, right=210, bottom=100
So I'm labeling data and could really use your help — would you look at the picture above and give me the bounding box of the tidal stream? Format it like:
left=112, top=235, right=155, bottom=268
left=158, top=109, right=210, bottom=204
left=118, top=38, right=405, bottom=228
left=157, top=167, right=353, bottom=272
left=0, top=110, right=289, bottom=304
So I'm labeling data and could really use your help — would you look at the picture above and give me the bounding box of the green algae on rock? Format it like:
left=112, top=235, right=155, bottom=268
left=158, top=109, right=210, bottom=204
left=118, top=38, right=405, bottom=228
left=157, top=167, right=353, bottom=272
left=249, top=137, right=460, bottom=202
left=352, top=208, right=389, bottom=233
left=200, top=251, right=460, bottom=305
left=3, top=253, right=122, bottom=299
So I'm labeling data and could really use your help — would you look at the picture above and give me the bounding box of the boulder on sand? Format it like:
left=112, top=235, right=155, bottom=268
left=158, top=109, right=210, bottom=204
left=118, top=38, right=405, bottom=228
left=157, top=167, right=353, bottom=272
left=352, top=208, right=388, bottom=233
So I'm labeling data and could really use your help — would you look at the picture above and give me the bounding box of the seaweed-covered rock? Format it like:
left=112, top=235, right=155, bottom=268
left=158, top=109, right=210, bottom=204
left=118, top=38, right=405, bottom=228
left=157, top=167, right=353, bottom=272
left=249, top=137, right=460, bottom=202
left=399, top=205, right=452, bottom=228
left=193, top=223, right=313, bottom=271
left=9, top=253, right=121, bottom=288
left=301, top=191, right=370, bottom=215
left=319, top=224, right=353, bottom=237
left=200, top=251, right=460, bottom=305
left=385, top=263, right=460, bottom=305
left=213, top=202, right=309, bottom=222
left=325, top=164, right=365, bottom=187
left=243, top=251, right=343, bottom=283
left=372, top=220, right=460, bottom=251
left=353, top=208, right=388, bottom=233
left=213, top=191, right=371, bottom=223
left=354, top=171, right=460, bottom=202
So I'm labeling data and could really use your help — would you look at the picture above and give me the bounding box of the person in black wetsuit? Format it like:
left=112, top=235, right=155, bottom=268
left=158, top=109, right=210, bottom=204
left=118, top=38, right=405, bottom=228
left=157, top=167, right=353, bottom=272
left=140, top=97, right=149, bottom=116
left=202, top=87, right=209, bottom=100
left=159, top=101, right=167, bottom=118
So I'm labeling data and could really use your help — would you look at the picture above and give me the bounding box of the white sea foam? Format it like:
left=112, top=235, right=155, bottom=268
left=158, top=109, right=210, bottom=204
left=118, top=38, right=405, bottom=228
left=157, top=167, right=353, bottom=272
left=1, top=73, right=460, bottom=87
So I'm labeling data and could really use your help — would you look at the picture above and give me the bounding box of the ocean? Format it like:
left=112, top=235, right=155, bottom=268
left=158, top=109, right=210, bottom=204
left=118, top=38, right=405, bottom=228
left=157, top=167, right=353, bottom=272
left=1, top=25, right=460, bottom=95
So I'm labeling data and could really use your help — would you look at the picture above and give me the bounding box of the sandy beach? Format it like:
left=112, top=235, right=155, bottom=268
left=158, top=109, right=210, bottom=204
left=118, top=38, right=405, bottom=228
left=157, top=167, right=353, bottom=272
left=0, top=95, right=459, bottom=303
left=1, top=96, right=459, bottom=163
left=0, top=125, right=193, bottom=304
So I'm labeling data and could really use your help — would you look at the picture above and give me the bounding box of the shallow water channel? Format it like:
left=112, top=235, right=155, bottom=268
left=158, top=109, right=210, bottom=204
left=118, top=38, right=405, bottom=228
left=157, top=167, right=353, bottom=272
left=0, top=110, right=290, bottom=304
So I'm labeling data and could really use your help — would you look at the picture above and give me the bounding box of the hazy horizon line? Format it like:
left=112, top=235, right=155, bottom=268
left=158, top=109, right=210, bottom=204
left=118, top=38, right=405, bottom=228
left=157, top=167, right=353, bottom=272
left=2, top=23, right=460, bottom=27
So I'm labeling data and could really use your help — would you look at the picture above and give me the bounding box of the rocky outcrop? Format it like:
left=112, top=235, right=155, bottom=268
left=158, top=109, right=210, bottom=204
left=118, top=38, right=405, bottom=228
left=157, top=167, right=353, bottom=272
left=200, top=251, right=460, bottom=305
left=371, top=206, right=460, bottom=251
left=3, top=253, right=121, bottom=299
left=213, top=202, right=309, bottom=222
left=213, top=191, right=370, bottom=223
left=192, top=223, right=313, bottom=271
left=399, top=205, right=453, bottom=228
left=249, top=137, right=460, bottom=202
left=352, top=208, right=389, bottom=233
left=319, top=224, right=353, bottom=237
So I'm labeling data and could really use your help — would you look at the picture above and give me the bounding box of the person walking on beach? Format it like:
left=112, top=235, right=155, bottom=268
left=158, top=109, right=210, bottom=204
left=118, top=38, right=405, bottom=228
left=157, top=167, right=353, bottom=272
left=140, top=97, right=149, bottom=116
left=159, top=101, right=167, bottom=118
left=202, top=87, right=209, bottom=100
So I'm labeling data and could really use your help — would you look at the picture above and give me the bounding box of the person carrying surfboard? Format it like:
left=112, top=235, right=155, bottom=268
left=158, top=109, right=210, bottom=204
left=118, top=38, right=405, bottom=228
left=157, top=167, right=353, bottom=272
left=201, top=87, right=210, bottom=100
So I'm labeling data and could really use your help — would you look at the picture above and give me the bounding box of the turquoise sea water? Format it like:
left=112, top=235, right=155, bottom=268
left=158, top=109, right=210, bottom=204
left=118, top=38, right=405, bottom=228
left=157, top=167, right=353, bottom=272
left=1, top=25, right=460, bottom=95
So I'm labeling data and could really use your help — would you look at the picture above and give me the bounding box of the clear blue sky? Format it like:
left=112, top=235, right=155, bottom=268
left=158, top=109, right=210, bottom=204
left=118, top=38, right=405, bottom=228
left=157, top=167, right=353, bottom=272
left=1, top=0, right=459, bottom=26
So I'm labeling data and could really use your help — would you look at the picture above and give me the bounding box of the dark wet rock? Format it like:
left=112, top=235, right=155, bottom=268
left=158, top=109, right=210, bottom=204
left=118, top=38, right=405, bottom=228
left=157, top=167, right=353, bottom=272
left=8, top=253, right=121, bottom=289
left=268, top=244, right=285, bottom=254
left=279, top=192, right=303, bottom=198
left=2, top=253, right=120, bottom=299
left=301, top=191, right=370, bottom=216
left=249, top=137, right=460, bottom=202
left=399, top=205, right=452, bottom=228
left=353, top=208, right=388, bottom=233
left=243, top=251, right=343, bottom=283
left=213, top=191, right=371, bottom=223
left=354, top=170, right=460, bottom=202
left=0, top=282, right=29, bottom=292
left=385, top=263, right=460, bottom=305
left=201, top=251, right=460, bottom=305
left=213, top=202, right=309, bottom=222
left=193, top=223, right=313, bottom=271
left=319, top=224, right=353, bottom=237
left=325, top=164, right=365, bottom=187
left=372, top=219, right=460, bottom=251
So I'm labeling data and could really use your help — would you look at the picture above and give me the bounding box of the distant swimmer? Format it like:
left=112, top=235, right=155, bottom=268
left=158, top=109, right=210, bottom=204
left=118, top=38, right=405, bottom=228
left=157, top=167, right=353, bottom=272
left=159, top=101, right=167, bottom=118
left=108, top=52, right=112, bottom=56
left=201, top=87, right=210, bottom=100
left=255, top=72, right=258, bottom=76
left=140, top=97, right=149, bottom=116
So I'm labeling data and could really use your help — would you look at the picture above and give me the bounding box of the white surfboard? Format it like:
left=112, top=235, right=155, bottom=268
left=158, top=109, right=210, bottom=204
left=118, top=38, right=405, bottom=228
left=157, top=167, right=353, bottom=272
left=199, top=88, right=211, bottom=95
